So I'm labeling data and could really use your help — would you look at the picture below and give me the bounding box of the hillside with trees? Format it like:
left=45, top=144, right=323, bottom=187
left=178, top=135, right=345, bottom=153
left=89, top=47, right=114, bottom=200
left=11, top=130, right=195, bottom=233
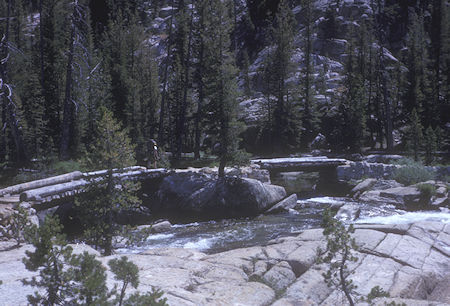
left=0, top=0, right=448, bottom=173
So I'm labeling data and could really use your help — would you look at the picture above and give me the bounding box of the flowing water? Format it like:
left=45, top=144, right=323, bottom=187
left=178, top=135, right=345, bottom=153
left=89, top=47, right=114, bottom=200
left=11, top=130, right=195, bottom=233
left=122, top=196, right=450, bottom=255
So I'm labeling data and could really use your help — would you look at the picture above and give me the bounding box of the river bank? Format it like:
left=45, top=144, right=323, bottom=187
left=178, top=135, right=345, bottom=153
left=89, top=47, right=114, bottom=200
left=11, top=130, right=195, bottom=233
left=0, top=156, right=449, bottom=304
left=1, top=220, right=449, bottom=305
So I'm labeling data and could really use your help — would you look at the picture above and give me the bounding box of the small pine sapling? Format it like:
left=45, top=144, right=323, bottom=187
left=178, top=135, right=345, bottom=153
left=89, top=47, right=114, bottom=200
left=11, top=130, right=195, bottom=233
left=109, top=256, right=168, bottom=306
left=65, top=251, right=112, bottom=305
left=317, top=210, right=359, bottom=306
left=109, top=256, right=139, bottom=306
left=365, top=285, right=390, bottom=304
left=75, top=107, right=141, bottom=255
left=22, top=216, right=73, bottom=305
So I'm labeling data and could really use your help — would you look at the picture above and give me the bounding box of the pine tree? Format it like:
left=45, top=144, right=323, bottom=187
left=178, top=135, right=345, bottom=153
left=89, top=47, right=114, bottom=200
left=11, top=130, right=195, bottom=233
left=0, top=0, right=28, bottom=165
left=66, top=252, right=110, bottom=305
left=167, top=0, right=194, bottom=165
left=75, top=107, right=140, bottom=255
left=300, top=0, right=320, bottom=150
left=317, top=210, right=359, bottom=306
left=60, top=0, right=91, bottom=160
left=202, top=0, right=241, bottom=177
left=424, top=126, right=437, bottom=165
left=405, top=12, right=434, bottom=128
left=406, top=108, right=423, bottom=161
left=264, top=0, right=299, bottom=153
left=338, top=35, right=367, bottom=152
left=193, top=0, right=208, bottom=160
left=22, top=215, right=73, bottom=305
left=39, top=0, right=61, bottom=149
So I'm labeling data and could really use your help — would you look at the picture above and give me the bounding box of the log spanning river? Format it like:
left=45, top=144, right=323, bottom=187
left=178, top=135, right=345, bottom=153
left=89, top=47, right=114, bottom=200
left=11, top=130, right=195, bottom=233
left=120, top=197, right=450, bottom=255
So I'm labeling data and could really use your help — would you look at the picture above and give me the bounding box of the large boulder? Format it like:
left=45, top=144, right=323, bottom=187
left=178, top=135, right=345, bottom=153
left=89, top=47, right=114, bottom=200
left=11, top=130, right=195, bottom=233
left=148, top=172, right=286, bottom=219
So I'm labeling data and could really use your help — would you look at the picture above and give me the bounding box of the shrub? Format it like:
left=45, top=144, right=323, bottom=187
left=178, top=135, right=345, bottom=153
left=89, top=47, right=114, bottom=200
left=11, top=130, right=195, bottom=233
left=417, top=183, right=436, bottom=199
left=51, top=160, right=83, bottom=174
left=22, top=216, right=74, bottom=305
left=366, top=285, right=390, bottom=303
left=393, top=160, right=434, bottom=185
left=317, top=209, right=358, bottom=306
left=0, top=206, right=32, bottom=247
left=22, top=216, right=167, bottom=306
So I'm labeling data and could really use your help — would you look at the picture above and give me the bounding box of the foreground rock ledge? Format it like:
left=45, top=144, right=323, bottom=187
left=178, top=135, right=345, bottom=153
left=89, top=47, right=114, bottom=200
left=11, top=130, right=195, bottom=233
left=1, top=221, right=449, bottom=305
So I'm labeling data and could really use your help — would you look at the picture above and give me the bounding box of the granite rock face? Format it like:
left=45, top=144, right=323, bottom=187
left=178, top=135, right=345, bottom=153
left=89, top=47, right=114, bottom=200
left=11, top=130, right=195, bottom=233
left=1, top=222, right=448, bottom=305
left=147, top=172, right=286, bottom=219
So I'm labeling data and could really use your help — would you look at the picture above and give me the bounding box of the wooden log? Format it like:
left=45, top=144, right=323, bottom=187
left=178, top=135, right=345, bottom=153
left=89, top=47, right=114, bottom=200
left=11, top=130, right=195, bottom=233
left=21, top=168, right=169, bottom=203
left=83, top=166, right=146, bottom=178
left=20, top=179, right=89, bottom=202
left=251, top=157, right=348, bottom=172
left=0, top=171, right=83, bottom=196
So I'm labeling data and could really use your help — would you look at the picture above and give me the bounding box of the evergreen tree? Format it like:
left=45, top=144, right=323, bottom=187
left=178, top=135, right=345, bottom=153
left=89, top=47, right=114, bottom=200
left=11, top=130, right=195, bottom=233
left=167, top=0, right=194, bottom=164
left=405, top=12, right=434, bottom=128
left=300, top=0, right=320, bottom=150
left=193, top=0, right=208, bottom=159
left=424, top=126, right=437, bottom=165
left=60, top=0, right=93, bottom=160
left=0, top=0, right=28, bottom=165
left=108, top=256, right=168, bottom=306
left=39, top=0, right=61, bottom=149
left=338, top=36, right=367, bottom=152
left=75, top=107, right=140, bottom=255
left=203, top=0, right=241, bottom=177
left=66, top=252, right=111, bottom=305
left=264, top=0, right=299, bottom=153
left=317, top=210, right=359, bottom=306
left=22, top=215, right=73, bottom=305
left=406, top=108, right=423, bottom=161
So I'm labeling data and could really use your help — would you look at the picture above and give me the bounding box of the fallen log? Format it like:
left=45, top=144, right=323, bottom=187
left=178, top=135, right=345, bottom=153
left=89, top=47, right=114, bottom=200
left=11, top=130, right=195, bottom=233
left=19, top=179, right=89, bottom=202
left=20, top=168, right=169, bottom=204
left=0, top=171, right=83, bottom=197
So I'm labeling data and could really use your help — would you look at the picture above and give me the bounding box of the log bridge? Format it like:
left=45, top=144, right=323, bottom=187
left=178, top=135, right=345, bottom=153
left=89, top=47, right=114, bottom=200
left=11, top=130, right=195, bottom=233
left=0, top=167, right=168, bottom=210
left=251, top=156, right=348, bottom=188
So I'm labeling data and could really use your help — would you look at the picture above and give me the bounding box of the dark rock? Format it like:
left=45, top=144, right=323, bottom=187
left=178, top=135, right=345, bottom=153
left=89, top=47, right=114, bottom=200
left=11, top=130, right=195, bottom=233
left=149, top=172, right=286, bottom=219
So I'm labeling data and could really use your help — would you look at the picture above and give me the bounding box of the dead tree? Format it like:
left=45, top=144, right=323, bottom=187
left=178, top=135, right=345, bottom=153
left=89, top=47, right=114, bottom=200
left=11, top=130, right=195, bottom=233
left=0, top=0, right=28, bottom=165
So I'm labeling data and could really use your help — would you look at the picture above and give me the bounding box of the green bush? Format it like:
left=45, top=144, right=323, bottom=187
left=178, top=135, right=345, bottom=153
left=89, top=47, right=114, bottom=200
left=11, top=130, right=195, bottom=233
left=51, top=160, right=84, bottom=174
left=393, top=160, right=434, bottom=185
left=417, top=183, right=436, bottom=199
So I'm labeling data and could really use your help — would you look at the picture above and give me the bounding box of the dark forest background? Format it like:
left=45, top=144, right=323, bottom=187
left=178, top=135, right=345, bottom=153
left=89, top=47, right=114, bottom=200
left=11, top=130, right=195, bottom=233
left=0, top=0, right=449, bottom=171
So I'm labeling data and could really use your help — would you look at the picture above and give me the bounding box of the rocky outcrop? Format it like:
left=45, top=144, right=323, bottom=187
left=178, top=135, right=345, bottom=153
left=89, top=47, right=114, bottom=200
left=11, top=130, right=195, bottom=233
left=265, top=194, right=299, bottom=214
left=337, top=161, right=402, bottom=181
left=356, top=179, right=449, bottom=209
left=147, top=172, right=286, bottom=219
left=1, top=222, right=448, bottom=305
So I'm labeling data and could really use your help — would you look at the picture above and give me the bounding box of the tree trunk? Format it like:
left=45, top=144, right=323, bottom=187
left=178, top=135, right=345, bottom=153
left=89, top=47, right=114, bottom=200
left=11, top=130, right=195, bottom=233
left=176, top=6, right=194, bottom=161
left=158, top=0, right=175, bottom=148
left=340, top=247, right=355, bottom=306
left=194, top=7, right=205, bottom=160
left=0, top=0, right=28, bottom=165
left=59, top=20, right=75, bottom=160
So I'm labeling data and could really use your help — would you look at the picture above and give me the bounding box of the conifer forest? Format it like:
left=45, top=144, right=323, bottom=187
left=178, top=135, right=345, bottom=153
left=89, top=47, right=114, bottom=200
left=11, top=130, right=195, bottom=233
left=0, top=0, right=449, bottom=172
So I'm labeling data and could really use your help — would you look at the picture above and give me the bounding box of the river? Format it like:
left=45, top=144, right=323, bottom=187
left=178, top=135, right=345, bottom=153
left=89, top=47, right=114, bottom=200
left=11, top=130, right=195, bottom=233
left=120, top=196, right=450, bottom=255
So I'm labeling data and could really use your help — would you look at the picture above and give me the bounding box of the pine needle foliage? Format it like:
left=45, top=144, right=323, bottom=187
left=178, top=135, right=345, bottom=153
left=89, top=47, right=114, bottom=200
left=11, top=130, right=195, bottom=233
left=75, top=107, right=141, bottom=255
left=22, top=215, right=74, bottom=305
left=317, top=210, right=359, bottom=306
